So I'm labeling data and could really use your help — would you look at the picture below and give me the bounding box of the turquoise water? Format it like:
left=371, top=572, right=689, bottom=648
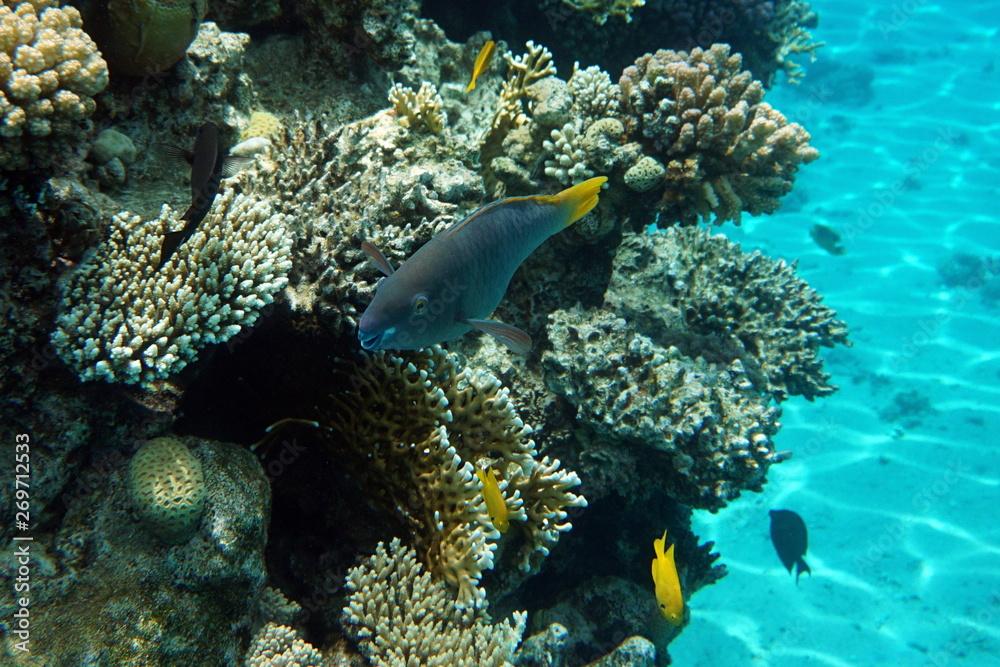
left=672, top=1, right=1000, bottom=664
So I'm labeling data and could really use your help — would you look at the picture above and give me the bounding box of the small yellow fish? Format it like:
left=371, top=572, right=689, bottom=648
left=466, top=39, right=496, bottom=93
left=651, top=529, right=684, bottom=626
left=476, top=465, right=509, bottom=533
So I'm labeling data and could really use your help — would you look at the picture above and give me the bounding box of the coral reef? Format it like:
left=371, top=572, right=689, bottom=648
left=544, top=306, right=781, bottom=509
left=245, top=623, right=324, bottom=667
left=0, top=438, right=270, bottom=665
left=81, top=0, right=207, bottom=77
left=0, top=0, right=108, bottom=172
left=606, top=228, right=850, bottom=400
left=387, top=80, right=445, bottom=133
left=128, top=436, right=207, bottom=543
left=322, top=346, right=586, bottom=605
left=619, top=43, right=818, bottom=225
left=558, top=0, right=647, bottom=26
left=290, top=0, right=419, bottom=69
left=51, top=188, right=293, bottom=385
left=343, top=537, right=527, bottom=665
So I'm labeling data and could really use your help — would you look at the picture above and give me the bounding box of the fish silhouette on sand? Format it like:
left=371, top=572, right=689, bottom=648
left=769, top=509, right=811, bottom=583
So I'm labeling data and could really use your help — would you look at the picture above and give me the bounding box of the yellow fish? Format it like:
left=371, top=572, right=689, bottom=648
left=476, top=465, right=509, bottom=533
left=465, top=39, right=496, bottom=93
left=651, top=529, right=684, bottom=626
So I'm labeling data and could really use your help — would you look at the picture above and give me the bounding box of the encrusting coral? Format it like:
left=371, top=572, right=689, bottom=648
left=543, top=306, right=782, bottom=509
left=343, top=537, right=527, bottom=666
left=0, top=0, right=109, bottom=171
left=51, top=188, right=293, bottom=385
left=619, top=43, right=818, bottom=225
left=606, top=228, right=850, bottom=400
left=322, top=346, right=586, bottom=606
left=128, top=436, right=206, bottom=544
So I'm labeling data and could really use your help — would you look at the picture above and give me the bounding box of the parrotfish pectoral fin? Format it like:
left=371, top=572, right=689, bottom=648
left=221, top=156, right=255, bottom=178
left=465, top=319, right=532, bottom=355
left=362, top=241, right=395, bottom=276
left=540, top=176, right=608, bottom=227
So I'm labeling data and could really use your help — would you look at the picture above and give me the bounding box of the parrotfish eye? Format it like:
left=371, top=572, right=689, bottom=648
left=412, top=294, right=429, bottom=314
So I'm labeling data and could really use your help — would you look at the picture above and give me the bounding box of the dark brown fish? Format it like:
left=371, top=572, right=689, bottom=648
left=770, top=509, right=811, bottom=583
left=810, top=223, right=846, bottom=255
left=158, top=122, right=248, bottom=269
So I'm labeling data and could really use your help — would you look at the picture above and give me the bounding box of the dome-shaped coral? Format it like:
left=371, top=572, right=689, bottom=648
left=128, top=436, right=207, bottom=543
left=0, top=0, right=109, bottom=171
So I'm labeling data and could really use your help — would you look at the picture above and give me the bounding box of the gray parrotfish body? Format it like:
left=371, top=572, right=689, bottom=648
left=358, top=176, right=607, bottom=354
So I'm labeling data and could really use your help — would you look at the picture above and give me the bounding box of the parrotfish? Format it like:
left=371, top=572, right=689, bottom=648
left=358, top=176, right=607, bottom=354
left=158, top=122, right=250, bottom=269
left=476, top=465, right=509, bottom=533
left=769, top=509, right=812, bottom=583
left=651, top=529, right=684, bottom=626
left=466, top=39, right=496, bottom=93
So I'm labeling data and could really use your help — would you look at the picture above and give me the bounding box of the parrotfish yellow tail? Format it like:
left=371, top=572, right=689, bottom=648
left=466, top=39, right=496, bottom=93
left=476, top=466, right=509, bottom=533
left=651, top=529, right=684, bottom=626
left=537, top=175, right=607, bottom=227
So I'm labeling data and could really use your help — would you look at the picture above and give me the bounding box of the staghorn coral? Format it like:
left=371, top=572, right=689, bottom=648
left=322, top=346, right=586, bottom=605
left=0, top=0, right=108, bottom=172
left=128, top=436, right=206, bottom=544
left=619, top=43, right=818, bottom=225
left=244, top=623, right=323, bottom=667
left=343, top=537, right=527, bottom=666
left=606, top=228, right=850, bottom=400
left=388, top=81, right=445, bottom=133
left=543, top=306, right=781, bottom=510
left=51, top=188, right=293, bottom=385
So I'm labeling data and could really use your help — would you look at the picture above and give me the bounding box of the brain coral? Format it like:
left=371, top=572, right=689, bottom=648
left=51, top=188, right=293, bottom=385
left=619, top=43, right=818, bottom=225
left=0, top=0, right=109, bottom=171
left=343, top=537, right=527, bottom=666
left=606, top=228, right=850, bottom=400
left=128, top=436, right=206, bottom=543
left=323, top=347, right=586, bottom=606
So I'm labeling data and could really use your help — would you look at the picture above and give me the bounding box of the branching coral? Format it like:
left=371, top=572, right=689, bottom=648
left=542, top=120, right=593, bottom=185
left=388, top=81, right=445, bottom=133
left=567, top=64, right=621, bottom=123
left=0, top=0, right=108, bottom=171
left=322, top=347, right=585, bottom=605
left=245, top=623, right=323, bottom=667
left=619, top=43, right=818, bottom=225
left=606, top=228, right=849, bottom=400
left=343, top=537, right=527, bottom=667
left=543, top=307, right=781, bottom=510
left=51, top=188, right=293, bottom=385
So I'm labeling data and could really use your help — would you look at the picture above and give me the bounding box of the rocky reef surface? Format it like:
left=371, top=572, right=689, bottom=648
left=0, top=1, right=844, bottom=665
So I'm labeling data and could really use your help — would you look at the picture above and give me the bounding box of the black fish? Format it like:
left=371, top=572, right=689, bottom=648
left=769, top=509, right=811, bottom=583
left=809, top=223, right=846, bottom=255
left=158, top=122, right=248, bottom=269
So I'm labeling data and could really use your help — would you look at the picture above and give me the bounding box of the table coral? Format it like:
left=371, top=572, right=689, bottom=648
left=619, top=43, right=818, bottom=225
left=0, top=0, right=108, bottom=172
left=51, top=188, right=293, bottom=385
left=343, top=537, right=527, bottom=666
left=322, top=346, right=586, bottom=605
left=607, top=228, right=850, bottom=400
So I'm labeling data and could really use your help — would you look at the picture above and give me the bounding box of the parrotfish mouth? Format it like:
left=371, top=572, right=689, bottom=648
left=358, top=326, right=395, bottom=351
